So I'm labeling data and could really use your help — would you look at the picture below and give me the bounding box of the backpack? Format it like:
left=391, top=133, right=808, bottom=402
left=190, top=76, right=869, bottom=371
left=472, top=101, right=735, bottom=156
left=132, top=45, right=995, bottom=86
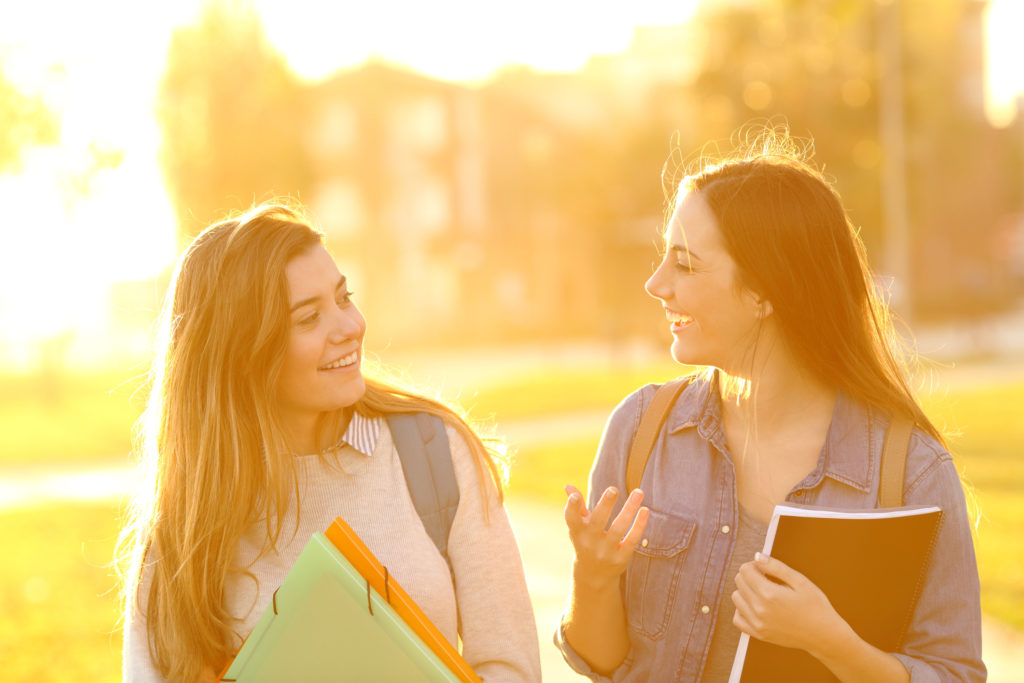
left=625, top=376, right=913, bottom=507
left=385, top=413, right=459, bottom=570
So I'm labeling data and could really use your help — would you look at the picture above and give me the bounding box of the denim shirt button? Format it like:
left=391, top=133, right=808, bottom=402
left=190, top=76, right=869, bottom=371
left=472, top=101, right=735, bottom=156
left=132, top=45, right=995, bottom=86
left=641, top=538, right=649, bottom=548
left=721, top=525, right=730, bottom=534
left=700, top=605, right=711, bottom=614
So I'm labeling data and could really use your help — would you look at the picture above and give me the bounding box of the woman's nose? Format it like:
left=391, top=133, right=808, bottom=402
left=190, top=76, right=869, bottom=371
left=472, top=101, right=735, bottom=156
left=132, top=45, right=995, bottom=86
left=645, top=261, right=669, bottom=301
left=327, top=305, right=364, bottom=343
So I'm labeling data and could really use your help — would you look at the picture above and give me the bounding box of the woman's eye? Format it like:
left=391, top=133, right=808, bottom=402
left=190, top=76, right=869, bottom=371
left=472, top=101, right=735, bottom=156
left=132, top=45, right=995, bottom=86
left=675, top=260, right=695, bottom=273
left=300, top=311, right=320, bottom=325
left=338, top=290, right=355, bottom=305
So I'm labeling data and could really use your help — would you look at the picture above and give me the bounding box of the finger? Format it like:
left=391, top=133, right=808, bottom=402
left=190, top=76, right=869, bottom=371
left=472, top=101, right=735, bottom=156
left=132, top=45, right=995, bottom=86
left=736, top=562, right=774, bottom=602
left=563, top=485, right=587, bottom=532
left=734, top=565, right=753, bottom=596
left=753, top=552, right=804, bottom=587
left=735, top=561, right=760, bottom=589
left=617, top=505, right=650, bottom=555
left=730, top=587, right=748, bottom=612
left=606, top=488, right=645, bottom=539
left=731, top=590, right=764, bottom=637
left=588, top=486, right=620, bottom=531
left=732, top=609, right=758, bottom=638
left=743, top=556, right=795, bottom=609
left=733, top=570, right=766, bottom=618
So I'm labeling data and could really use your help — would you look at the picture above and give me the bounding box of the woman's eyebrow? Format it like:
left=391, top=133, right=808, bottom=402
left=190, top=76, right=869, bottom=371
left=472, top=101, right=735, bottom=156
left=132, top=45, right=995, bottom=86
left=289, top=275, right=347, bottom=312
left=669, top=244, right=702, bottom=261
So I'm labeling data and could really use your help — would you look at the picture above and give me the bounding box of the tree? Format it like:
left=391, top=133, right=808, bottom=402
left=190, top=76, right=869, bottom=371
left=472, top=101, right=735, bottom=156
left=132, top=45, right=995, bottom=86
left=157, top=0, right=310, bottom=242
left=687, top=0, right=1015, bottom=320
left=0, top=61, right=59, bottom=174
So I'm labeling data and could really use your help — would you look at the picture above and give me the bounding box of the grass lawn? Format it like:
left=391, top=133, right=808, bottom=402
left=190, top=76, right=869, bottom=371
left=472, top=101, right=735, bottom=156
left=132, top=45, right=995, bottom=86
left=0, top=503, right=122, bottom=683
left=920, top=385, right=1024, bottom=629
left=0, top=370, right=147, bottom=467
left=462, top=363, right=686, bottom=422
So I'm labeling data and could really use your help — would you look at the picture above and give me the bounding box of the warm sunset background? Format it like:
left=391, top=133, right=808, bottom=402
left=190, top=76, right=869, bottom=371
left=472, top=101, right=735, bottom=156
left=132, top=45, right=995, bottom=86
left=1, top=0, right=1023, bottom=681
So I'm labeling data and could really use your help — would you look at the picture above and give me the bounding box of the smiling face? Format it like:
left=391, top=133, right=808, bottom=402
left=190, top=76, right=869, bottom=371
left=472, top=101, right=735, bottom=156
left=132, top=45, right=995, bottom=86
left=645, top=189, right=767, bottom=372
left=276, top=244, right=367, bottom=445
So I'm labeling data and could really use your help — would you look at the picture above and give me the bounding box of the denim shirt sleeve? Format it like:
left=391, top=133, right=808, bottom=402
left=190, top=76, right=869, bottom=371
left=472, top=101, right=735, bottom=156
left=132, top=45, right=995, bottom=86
left=553, top=387, right=650, bottom=681
left=553, top=622, right=617, bottom=683
left=890, top=435, right=986, bottom=682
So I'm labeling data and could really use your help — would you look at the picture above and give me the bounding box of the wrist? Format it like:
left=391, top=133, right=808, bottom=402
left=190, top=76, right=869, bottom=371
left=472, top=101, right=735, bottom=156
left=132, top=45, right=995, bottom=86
left=571, top=560, right=621, bottom=594
left=805, top=620, right=911, bottom=683
left=806, top=617, right=859, bottom=666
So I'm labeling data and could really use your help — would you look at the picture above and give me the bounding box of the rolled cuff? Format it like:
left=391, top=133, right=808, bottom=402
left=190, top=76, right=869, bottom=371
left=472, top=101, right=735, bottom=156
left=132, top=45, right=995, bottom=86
left=553, top=618, right=617, bottom=683
left=891, top=653, right=941, bottom=683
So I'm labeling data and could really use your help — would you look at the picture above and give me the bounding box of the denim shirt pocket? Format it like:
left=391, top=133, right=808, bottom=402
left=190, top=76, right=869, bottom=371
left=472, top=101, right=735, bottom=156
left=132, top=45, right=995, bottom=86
left=626, top=509, right=698, bottom=640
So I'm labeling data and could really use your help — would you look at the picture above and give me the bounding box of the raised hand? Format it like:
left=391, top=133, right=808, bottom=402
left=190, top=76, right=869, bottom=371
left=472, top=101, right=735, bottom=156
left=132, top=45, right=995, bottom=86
left=563, top=484, right=650, bottom=590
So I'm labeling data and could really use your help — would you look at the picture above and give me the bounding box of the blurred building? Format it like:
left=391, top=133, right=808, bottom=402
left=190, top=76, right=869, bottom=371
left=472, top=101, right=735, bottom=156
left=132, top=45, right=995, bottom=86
left=304, top=62, right=484, bottom=346
left=302, top=59, right=661, bottom=348
left=135, top=3, right=1023, bottom=358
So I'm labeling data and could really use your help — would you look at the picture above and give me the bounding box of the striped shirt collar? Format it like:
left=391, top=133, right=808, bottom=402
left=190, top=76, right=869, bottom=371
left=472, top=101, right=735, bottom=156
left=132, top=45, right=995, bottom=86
left=340, top=412, right=382, bottom=457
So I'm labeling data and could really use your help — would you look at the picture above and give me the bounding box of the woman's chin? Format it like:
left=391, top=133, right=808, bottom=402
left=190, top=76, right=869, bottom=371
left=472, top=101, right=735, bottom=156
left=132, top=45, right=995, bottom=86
left=669, top=341, right=695, bottom=366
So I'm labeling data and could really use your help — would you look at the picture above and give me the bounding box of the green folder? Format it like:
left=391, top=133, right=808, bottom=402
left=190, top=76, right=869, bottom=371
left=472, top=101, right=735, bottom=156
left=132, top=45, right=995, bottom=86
left=219, top=533, right=461, bottom=682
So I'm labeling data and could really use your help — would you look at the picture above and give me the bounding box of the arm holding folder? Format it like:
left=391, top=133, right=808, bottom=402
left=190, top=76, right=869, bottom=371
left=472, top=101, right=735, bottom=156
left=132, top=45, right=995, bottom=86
left=125, top=423, right=540, bottom=683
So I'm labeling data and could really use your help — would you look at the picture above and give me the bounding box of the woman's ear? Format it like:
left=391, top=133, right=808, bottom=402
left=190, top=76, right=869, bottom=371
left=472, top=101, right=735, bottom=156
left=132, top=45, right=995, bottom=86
left=755, top=299, right=774, bottom=319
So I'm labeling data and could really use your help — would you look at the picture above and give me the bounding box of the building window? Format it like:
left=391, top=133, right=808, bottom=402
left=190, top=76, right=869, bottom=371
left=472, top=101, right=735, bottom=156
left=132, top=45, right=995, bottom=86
left=312, top=178, right=365, bottom=240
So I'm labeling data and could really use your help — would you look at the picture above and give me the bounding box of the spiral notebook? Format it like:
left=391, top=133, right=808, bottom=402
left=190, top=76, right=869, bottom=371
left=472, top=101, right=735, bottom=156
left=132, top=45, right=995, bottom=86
left=728, top=503, right=942, bottom=682
left=218, top=517, right=479, bottom=683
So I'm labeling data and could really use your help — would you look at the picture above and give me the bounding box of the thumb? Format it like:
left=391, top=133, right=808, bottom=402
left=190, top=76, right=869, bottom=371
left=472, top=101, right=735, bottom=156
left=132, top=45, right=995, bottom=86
left=754, top=552, right=805, bottom=587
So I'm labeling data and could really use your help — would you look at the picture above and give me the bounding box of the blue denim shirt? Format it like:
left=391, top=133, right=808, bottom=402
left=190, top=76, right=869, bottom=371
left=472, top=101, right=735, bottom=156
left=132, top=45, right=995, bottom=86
left=556, top=371, right=986, bottom=682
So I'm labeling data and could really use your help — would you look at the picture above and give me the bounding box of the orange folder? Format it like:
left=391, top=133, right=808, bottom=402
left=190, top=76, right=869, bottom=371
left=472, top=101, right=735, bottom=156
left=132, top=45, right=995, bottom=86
left=324, top=516, right=481, bottom=683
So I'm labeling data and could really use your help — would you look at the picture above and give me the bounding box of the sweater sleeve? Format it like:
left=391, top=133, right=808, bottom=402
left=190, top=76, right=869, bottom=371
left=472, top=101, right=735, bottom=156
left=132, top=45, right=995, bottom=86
left=445, top=425, right=542, bottom=682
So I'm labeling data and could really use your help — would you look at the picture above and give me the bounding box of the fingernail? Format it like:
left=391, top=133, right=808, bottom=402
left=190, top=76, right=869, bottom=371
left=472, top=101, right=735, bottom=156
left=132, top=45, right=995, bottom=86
left=608, top=487, right=618, bottom=496
left=569, top=492, right=580, bottom=504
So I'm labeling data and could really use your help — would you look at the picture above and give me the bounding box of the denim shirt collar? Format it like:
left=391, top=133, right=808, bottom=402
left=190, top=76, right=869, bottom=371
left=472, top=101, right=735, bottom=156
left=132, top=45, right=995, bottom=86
left=666, top=369, right=874, bottom=493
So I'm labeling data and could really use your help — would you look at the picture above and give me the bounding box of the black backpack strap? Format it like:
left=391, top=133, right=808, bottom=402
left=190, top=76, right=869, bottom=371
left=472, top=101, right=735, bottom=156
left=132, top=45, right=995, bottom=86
left=387, top=413, right=459, bottom=573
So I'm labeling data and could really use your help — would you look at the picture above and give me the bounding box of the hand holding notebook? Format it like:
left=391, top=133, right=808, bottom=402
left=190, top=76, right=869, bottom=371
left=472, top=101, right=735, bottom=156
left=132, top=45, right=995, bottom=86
left=729, top=503, right=942, bottom=682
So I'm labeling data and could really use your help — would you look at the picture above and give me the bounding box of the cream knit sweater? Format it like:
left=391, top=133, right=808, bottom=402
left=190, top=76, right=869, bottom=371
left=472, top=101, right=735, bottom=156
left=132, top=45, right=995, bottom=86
left=123, top=418, right=541, bottom=682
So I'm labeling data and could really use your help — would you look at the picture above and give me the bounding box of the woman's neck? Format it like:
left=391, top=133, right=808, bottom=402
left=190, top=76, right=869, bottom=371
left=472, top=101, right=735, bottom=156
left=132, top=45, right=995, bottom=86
left=717, top=343, right=836, bottom=439
left=718, top=344, right=838, bottom=518
left=281, top=408, right=352, bottom=456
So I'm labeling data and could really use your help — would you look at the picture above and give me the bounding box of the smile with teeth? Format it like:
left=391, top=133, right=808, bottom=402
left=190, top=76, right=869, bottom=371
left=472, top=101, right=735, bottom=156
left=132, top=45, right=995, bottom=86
left=666, top=309, right=694, bottom=330
left=319, top=351, right=359, bottom=371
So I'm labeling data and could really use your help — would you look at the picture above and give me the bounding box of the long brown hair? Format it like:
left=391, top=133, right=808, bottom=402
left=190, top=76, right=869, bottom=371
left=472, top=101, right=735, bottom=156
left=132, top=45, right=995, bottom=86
left=117, top=203, right=503, bottom=681
left=677, top=131, right=943, bottom=445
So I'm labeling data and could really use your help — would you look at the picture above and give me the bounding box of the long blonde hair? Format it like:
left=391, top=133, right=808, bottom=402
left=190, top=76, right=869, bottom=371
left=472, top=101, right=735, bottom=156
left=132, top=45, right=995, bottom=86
left=117, top=204, right=503, bottom=681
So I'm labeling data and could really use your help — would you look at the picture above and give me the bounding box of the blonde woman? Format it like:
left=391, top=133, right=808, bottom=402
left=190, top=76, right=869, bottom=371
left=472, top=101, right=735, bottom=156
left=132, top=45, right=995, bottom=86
left=118, top=204, right=540, bottom=682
